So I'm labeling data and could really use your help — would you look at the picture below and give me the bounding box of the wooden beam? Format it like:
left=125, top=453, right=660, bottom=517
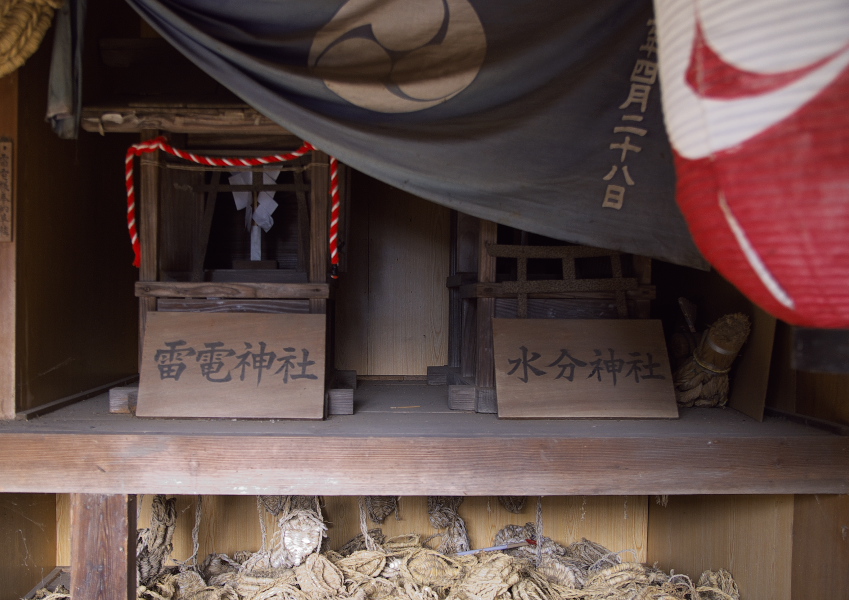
left=70, top=494, right=136, bottom=600
left=156, top=298, right=311, bottom=313
left=135, top=281, right=330, bottom=299
left=2, top=433, right=846, bottom=495
left=0, top=70, right=17, bottom=419
left=459, top=283, right=655, bottom=300
left=81, top=105, right=291, bottom=135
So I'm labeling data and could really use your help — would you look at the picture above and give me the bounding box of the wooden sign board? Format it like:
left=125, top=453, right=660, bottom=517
left=137, top=312, right=326, bottom=419
left=493, top=319, right=678, bottom=419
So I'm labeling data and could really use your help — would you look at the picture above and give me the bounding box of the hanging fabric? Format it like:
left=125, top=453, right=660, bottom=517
left=115, top=0, right=707, bottom=270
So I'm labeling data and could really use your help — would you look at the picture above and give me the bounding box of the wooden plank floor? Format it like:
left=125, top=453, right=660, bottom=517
left=1, top=381, right=846, bottom=495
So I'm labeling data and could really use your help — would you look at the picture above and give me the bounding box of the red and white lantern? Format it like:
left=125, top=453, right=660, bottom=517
left=655, top=0, right=849, bottom=327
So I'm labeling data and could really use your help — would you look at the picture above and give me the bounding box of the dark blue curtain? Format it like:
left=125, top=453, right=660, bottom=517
left=102, top=0, right=707, bottom=266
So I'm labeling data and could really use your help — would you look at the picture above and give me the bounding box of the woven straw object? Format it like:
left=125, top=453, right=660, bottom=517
left=136, top=495, right=177, bottom=588
left=364, top=496, right=399, bottom=524
left=30, top=497, right=742, bottom=600
left=675, top=313, right=751, bottom=408
left=427, top=496, right=470, bottom=554
left=0, top=0, right=62, bottom=78
left=497, top=496, right=528, bottom=513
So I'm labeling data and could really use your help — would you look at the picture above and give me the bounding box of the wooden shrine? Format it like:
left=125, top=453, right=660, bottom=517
left=126, top=126, right=345, bottom=418
left=437, top=213, right=654, bottom=413
left=0, top=5, right=847, bottom=600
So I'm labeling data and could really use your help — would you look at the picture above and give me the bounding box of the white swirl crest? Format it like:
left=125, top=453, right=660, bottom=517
left=309, top=0, right=487, bottom=113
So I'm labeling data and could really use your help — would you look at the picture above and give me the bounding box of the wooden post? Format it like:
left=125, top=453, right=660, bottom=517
left=632, top=255, right=652, bottom=319
left=448, top=211, right=460, bottom=368
left=138, top=129, right=161, bottom=365
left=0, top=71, right=17, bottom=419
left=309, top=151, right=329, bottom=315
left=70, top=494, right=137, bottom=600
left=475, top=220, right=498, bottom=412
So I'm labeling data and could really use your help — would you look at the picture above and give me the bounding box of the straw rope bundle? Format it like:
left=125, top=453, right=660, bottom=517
left=698, top=569, right=740, bottom=600
left=364, top=496, right=399, bottom=524
left=137, top=495, right=178, bottom=588
left=338, top=529, right=387, bottom=556
left=295, top=553, right=345, bottom=598
left=454, top=552, right=523, bottom=600
left=497, top=496, right=528, bottom=513
left=427, top=496, right=470, bottom=554
left=494, top=522, right=570, bottom=563
left=26, top=495, right=742, bottom=600
left=674, top=313, right=751, bottom=408
left=0, top=0, right=62, bottom=78
left=31, top=587, right=70, bottom=600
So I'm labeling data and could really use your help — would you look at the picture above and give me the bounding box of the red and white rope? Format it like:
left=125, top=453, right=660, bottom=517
left=329, top=155, right=340, bottom=279
left=125, top=136, right=342, bottom=277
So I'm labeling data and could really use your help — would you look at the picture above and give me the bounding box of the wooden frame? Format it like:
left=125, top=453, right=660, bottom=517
left=444, top=216, right=656, bottom=413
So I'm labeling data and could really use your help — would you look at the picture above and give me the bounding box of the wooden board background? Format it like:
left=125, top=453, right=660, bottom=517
left=791, top=494, right=849, bottom=599
left=647, top=495, right=793, bottom=600
left=728, top=305, right=775, bottom=421
left=137, top=312, right=325, bottom=419
left=335, top=173, right=449, bottom=375
left=0, top=494, right=57, bottom=600
left=494, top=319, right=677, bottom=418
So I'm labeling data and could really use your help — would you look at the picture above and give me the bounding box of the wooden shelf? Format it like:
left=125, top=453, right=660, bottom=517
left=0, top=381, right=846, bottom=496
left=80, top=104, right=291, bottom=135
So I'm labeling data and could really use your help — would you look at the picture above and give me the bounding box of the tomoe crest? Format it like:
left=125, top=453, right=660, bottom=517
left=309, top=0, right=487, bottom=113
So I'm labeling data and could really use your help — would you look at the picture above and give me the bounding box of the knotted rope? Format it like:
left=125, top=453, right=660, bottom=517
left=426, top=496, right=470, bottom=554
left=0, top=0, right=62, bottom=78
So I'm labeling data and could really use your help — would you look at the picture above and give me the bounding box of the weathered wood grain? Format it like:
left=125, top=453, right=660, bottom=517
left=109, top=386, right=138, bottom=414
left=0, top=71, right=17, bottom=419
left=448, top=384, right=476, bottom=410
left=135, top=281, right=329, bottom=299
left=366, top=182, right=450, bottom=375
left=791, top=494, right=849, bottom=600
left=648, top=495, right=793, bottom=600
left=136, top=312, right=326, bottom=419
left=1, top=433, right=845, bottom=495
left=460, top=283, right=656, bottom=301
left=81, top=106, right=290, bottom=135
left=70, top=494, right=136, bottom=600
left=156, top=298, right=311, bottom=313
left=493, top=319, right=678, bottom=419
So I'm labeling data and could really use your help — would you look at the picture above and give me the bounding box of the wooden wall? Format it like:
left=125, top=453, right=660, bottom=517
left=791, top=494, right=849, bottom=599
left=0, top=17, right=138, bottom=416
left=0, top=494, right=57, bottom=600
left=648, top=495, right=794, bottom=600
left=335, top=172, right=450, bottom=375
